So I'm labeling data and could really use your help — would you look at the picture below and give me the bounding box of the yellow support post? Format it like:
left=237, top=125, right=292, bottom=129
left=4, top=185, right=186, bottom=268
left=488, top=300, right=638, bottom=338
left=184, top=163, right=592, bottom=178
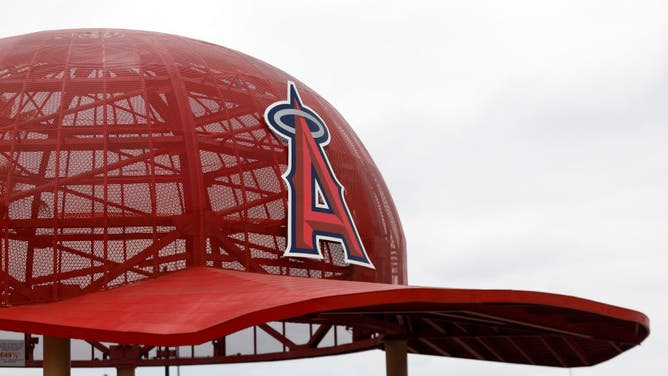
left=43, top=336, right=70, bottom=376
left=117, top=367, right=136, bottom=376
left=385, top=339, right=408, bottom=376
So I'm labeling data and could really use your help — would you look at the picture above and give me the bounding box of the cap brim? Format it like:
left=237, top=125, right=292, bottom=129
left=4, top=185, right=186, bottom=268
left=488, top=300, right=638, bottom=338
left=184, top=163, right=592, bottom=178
left=0, top=267, right=649, bottom=366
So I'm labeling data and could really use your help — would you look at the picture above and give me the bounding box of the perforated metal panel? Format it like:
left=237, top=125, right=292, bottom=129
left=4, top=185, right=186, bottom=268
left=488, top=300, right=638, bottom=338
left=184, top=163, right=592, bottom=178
left=0, top=29, right=406, bottom=306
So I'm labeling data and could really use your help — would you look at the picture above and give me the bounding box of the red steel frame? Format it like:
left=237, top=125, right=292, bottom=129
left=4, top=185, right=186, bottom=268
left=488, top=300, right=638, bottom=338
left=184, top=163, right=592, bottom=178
left=18, top=322, right=380, bottom=367
left=0, top=29, right=405, bottom=308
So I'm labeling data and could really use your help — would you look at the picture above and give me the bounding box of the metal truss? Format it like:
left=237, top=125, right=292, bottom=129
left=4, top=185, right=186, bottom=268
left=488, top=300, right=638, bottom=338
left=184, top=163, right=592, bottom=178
left=18, top=321, right=382, bottom=367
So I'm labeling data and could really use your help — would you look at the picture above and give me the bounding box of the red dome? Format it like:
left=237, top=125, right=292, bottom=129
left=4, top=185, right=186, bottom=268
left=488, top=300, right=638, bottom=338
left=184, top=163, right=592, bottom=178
left=0, top=29, right=406, bottom=306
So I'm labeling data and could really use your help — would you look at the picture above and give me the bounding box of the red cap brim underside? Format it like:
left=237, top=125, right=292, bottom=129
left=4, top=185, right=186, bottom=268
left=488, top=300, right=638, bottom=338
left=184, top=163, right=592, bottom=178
left=0, top=267, right=649, bottom=367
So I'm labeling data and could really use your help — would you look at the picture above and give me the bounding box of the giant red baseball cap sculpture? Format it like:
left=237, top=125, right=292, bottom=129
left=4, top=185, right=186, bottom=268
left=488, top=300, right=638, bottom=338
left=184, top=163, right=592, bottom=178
left=0, top=29, right=649, bottom=375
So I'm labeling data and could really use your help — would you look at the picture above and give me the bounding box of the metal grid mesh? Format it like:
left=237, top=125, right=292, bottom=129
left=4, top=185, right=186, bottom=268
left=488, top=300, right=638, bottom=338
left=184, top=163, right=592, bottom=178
left=0, top=29, right=406, bottom=306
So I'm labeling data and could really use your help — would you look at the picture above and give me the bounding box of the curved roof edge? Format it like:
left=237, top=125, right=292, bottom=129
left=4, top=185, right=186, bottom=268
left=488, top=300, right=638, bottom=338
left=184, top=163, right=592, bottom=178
left=0, top=267, right=649, bottom=367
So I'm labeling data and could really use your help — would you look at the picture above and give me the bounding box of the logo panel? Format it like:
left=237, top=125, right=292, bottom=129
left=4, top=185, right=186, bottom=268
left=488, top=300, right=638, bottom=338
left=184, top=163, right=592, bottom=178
left=264, top=82, right=374, bottom=268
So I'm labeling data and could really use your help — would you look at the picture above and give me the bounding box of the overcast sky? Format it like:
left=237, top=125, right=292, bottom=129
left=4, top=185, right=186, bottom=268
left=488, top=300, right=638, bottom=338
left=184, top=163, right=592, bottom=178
left=0, top=1, right=666, bottom=375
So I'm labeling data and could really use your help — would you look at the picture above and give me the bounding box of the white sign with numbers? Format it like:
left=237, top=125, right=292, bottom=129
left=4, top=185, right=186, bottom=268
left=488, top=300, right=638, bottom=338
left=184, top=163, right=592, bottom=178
left=0, top=340, right=25, bottom=367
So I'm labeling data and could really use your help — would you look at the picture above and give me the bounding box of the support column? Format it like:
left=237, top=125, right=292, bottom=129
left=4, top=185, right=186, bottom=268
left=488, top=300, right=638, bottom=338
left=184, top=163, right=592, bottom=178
left=117, top=367, right=135, bottom=376
left=43, top=336, right=70, bottom=376
left=385, top=339, right=408, bottom=376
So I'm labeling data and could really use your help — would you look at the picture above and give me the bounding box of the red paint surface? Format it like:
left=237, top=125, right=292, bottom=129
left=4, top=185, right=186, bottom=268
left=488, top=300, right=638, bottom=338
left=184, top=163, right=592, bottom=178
left=0, top=267, right=649, bottom=348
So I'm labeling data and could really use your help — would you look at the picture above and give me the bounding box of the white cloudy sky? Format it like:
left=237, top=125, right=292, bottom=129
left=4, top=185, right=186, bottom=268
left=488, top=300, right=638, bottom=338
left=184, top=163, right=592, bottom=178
left=0, top=0, right=666, bottom=375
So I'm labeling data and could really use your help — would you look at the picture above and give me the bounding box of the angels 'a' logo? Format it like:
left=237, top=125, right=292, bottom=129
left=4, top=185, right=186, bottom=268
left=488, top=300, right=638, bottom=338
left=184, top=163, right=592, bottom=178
left=264, top=82, right=374, bottom=269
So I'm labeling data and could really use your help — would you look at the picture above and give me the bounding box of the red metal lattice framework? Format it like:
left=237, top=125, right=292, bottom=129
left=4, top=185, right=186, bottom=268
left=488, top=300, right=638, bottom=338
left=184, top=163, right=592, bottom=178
left=0, top=29, right=406, bottom=307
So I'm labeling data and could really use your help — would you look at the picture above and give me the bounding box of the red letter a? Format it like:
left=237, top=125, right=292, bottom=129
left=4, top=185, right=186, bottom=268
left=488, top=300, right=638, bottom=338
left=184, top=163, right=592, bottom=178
left=264, top=82, right=374, bottom=268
